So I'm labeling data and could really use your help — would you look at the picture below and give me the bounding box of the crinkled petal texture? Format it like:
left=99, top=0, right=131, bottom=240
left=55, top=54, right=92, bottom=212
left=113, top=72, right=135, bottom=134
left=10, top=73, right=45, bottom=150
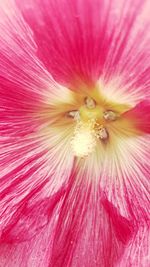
left=0, top=0, right=150, bottom=267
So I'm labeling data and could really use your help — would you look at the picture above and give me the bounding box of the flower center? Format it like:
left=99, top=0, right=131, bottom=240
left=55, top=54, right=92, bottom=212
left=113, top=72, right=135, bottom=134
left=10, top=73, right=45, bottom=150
left=70, top=97, right=112, bottom=157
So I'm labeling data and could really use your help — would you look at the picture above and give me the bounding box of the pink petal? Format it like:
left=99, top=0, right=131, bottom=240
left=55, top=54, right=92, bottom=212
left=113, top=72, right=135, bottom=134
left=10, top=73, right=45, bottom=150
left=0, top=131, right=74, bottom=265
left=1, top=186, right=66, bottom=243
left=0, top=205, right=62, bottom=267
left=16, top=0, right=150, bottom=97
left=0, top=0, right=52, bottom=93
left=16, top=0, right=110, bottom=89
left=50, top=161, right=133, bottom=267
left=0, top=0, right=62, bottom=137
left=116, top=225, right=150, bottom=267
left=0, top=2, right=74, bottom=243
left=122, top=100, right=150, bottom=133
left=0, top=1, right=74, bottom=242
left=100, top=134, right=150, bottom=222
left=101, top=197, right=134, bottom=244
left=0, top=131, right=74, bottom=232
left=0, top=1, right=150, bottom=266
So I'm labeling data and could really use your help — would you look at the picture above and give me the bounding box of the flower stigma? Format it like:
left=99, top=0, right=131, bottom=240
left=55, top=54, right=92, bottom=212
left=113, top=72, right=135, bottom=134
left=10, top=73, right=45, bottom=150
left=71, top=120, right=96, bottom=158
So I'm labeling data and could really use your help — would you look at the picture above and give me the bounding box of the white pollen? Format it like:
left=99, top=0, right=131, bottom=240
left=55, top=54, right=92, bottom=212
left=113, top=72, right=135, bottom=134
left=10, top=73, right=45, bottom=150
left=71, top=122, right=96, bottom=157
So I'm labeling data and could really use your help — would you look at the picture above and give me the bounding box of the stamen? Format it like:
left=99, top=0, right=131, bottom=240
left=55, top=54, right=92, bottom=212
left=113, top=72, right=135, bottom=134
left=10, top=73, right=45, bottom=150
left=103, top=110, right=117, bottom=121
left=97, top=126, right=109, bottom=140
left=85, top=97, right=96, bottom=109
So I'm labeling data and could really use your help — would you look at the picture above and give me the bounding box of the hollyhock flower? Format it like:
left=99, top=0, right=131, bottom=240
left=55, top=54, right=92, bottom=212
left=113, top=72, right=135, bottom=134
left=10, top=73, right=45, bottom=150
left=0, top=0, right=150, bottom=266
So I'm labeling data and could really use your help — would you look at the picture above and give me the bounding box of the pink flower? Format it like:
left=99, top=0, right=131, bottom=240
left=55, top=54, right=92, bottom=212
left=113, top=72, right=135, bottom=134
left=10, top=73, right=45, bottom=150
left=0, top=0, right=150, bottom=266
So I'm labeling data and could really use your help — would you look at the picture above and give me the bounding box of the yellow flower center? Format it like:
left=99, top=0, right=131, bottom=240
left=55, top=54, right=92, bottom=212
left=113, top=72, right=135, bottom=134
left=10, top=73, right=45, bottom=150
left=42, top=86, right=137, bottom=158
left=70, top=97, right=114, bottom=157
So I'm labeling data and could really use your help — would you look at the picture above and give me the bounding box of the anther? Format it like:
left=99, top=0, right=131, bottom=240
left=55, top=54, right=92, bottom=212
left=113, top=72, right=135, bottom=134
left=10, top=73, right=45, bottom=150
left=67, top=110, right=80, bottom=120
left=84, top=97, right=96, bottom=109
left=97, top=126, right=109, bottom=140
left=103, top=110, right=117, bottom=121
